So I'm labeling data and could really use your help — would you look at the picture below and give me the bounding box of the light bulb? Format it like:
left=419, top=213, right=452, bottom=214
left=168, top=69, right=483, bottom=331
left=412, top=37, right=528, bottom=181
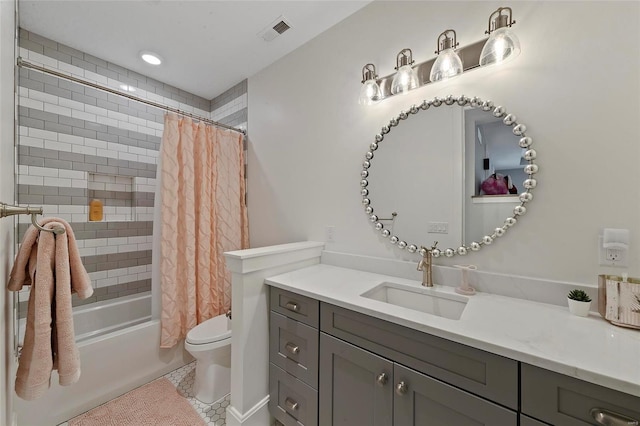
left=359, top=79, right=381, bottom=105
left=391, top=65, right=418, bottom=95
left=429, top=48, right=463, bottom=82
left=480, top=27, right=521, bottom=66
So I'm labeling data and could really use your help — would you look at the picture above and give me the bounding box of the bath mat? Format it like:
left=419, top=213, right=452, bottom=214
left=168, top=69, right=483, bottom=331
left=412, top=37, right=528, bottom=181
left=68, top=377, right=206, bottom=426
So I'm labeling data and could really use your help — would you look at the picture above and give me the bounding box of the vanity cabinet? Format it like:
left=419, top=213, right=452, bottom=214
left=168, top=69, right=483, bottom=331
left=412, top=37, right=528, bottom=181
left=269, top=288, right=320, bottom=426
left=319, top=304, right=517, bottom=426
left=268, top=287, right=640, bottom=426
left=521, top=364, right=640, bottom=425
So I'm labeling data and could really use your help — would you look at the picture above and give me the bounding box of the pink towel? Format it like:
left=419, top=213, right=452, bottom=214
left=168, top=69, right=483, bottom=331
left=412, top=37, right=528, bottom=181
left=8, top=218, right=93, bottom=400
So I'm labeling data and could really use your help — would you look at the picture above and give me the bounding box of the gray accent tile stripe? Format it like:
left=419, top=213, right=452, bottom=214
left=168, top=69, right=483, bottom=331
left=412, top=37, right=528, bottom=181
left=211, top=79, right=247, bottom=111
left=18, top=220, right=153, bottom=241
left=17, top=279, right=152, bottom=318
left=82, top=250, right=151, bottom=273
left=217, top=107, right=247, bottom=128
left=18, top=144, right=157, bottom=179
left=18, top=106, right=161, bottom=151
left=20, top=29, right=211, bottom=111
left=17, top=185, right=155, bottom=208
left=19, top=69, right=165, bottom=125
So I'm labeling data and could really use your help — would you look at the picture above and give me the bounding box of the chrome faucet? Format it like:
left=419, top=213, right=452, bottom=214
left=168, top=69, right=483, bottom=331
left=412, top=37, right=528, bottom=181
left=417, top=242, right=438, bottom=287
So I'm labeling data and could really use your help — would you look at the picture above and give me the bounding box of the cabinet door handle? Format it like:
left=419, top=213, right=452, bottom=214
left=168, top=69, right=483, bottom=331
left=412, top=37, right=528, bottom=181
left=285, top=397, right=299, bottom=411
left=285, top=342, right=300, bottom=355
left=395, top=381, right=408, bottom=395
left=591, top=408, right=639, bottom=426
left=285, top=301, right=300, bottom=313
left=376, top=372, right=388, bottom=386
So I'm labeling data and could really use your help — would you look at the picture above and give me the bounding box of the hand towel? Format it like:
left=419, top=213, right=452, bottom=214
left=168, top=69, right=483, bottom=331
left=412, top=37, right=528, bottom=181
left=7, top=218, right=93, bottom=400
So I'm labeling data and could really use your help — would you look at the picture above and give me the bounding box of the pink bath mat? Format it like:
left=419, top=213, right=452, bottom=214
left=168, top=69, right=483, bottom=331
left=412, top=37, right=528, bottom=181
left=68, top=377, right=206, bottom=426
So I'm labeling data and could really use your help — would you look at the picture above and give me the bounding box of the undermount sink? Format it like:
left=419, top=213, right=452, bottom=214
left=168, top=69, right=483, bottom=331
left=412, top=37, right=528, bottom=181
left=361, top=282, right=468, bottom=320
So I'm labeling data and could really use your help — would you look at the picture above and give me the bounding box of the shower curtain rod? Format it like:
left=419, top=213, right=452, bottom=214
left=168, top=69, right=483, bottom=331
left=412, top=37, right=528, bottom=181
left=17, top=57, right=245, bottom=135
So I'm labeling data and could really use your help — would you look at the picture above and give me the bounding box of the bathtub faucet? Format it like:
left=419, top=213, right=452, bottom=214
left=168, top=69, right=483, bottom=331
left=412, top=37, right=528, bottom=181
left=225, top=310, right=232, bottom=320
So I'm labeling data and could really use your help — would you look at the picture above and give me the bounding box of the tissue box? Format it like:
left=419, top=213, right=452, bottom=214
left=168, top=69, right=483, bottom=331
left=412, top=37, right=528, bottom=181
left=598, top=274, right=640, bottom=330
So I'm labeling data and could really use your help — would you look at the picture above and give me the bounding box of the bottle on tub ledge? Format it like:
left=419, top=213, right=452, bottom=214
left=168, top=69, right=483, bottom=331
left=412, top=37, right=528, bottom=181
left=89, top=199, right=103, bottom=222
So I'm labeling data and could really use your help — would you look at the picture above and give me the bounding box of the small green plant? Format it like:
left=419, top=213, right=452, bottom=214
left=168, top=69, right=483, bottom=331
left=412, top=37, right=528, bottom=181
left=567, top=289, right=591, bottom=302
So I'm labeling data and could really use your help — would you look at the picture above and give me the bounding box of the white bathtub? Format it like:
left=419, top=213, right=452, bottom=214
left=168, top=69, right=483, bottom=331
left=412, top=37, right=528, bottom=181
left=18, top=291, right=152, bottom=345
left=13, top=293, right=191, bottom=426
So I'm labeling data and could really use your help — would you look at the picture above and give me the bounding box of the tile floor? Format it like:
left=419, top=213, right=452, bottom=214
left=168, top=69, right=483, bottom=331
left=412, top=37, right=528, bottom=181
left=61, top=361, right=230, bottom=426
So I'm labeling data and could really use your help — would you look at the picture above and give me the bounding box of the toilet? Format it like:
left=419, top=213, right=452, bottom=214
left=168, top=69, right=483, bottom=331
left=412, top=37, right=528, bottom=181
left=184, top=314, right=232, bottom=404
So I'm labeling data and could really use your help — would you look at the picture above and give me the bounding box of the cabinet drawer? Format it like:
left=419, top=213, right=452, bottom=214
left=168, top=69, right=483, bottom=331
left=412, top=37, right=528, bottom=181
left=321, top=303, right=518, bottom=409
left=271, top=287, right=319, bottom=327
left=394, top=363, right=517, bottom=426
left=270, top=311, right=319, bottom=388
left=269, top=363, right=318, bottom=426
left=522, top=363, right=640, bottom=425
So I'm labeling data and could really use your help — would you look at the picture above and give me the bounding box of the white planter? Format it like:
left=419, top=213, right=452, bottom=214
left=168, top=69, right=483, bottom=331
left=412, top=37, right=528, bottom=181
left=567, top=298, right=591, bottom=317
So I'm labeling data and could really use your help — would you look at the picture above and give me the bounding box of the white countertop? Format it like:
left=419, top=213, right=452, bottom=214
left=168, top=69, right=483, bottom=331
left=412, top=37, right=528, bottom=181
left=265, top=264, right=640, bottom=397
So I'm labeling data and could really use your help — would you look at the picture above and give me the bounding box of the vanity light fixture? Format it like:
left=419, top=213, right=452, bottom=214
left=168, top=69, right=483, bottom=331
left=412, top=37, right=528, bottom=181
left=429, top=30, right=463, bottom=82
left=359, top=64, right=382, bottom=105
left=390, top=49, right=419, bottom=95
left=140, top=51, right=162, bottom=65
left=358, top=6, right=521, bottom=104
left=479, top=7, right=520, bottom=67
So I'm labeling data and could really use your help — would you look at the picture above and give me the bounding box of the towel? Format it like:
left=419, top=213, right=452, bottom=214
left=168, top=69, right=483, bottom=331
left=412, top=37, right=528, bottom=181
left=8, top=218, right=93, bottom=400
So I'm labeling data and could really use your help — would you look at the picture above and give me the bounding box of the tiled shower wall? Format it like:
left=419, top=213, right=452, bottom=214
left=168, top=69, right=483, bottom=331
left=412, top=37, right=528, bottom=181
left=16, top=29, right=246, bottom=314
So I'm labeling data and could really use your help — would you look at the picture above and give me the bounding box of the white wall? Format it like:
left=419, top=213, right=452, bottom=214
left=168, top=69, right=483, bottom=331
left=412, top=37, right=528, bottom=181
left=0, top=0, right=15, bottom=424
left=247, top=1, right=640, bottom=285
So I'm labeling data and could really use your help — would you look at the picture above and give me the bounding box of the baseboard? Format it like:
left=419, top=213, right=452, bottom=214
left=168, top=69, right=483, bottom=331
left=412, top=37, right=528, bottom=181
left=226, top=395, right=271, bottom=426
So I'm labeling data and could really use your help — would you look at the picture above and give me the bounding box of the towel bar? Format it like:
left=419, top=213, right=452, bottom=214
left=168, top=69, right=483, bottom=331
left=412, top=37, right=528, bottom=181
left=0, top=202, right=65, bottom=234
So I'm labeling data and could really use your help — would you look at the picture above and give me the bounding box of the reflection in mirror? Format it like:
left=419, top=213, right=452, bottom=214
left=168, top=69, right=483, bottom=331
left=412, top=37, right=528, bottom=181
left=361, top=95, right=537, bottom=258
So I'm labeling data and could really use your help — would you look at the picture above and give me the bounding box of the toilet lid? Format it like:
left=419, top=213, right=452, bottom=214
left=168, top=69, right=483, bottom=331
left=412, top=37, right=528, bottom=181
left=186, top=315, right=231, bottom=345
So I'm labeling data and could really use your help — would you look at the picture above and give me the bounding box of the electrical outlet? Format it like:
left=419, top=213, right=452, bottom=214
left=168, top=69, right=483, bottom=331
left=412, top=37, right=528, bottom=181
left=427, top=222, right=449, bottom=234
left=325, top=226, right=335, bottom=243
left=598, top=236, right=628, bottom=267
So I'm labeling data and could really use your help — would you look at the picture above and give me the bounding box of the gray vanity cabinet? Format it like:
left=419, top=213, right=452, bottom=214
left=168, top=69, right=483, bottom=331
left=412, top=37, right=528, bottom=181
left=521, top=364, right=640, bottom=425
left=318, top=303, right=517, bottom=426
left=269, top=288, right=320, bottom=426
left=319, top=333, right=393, bottom=425
left=393, top=363, right=517, bottom=425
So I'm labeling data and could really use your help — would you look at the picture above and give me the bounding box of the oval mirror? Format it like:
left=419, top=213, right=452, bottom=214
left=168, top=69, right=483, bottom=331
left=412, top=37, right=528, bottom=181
left=361, top=95, right=538, bottom=258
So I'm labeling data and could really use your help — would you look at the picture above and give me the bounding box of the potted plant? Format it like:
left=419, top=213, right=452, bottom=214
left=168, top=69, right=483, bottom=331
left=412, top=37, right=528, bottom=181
left=567, top=289, right=592, bottom=317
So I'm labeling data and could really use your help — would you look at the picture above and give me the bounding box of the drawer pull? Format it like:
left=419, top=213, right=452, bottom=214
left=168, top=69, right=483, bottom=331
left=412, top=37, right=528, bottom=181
left=285, top=301, right=300, bottom=313
left=285, top=342, right=300, bottom=355
left=285, top=397, right=299, bottom=411
left=376, top=372, right=388, bottom=386
left=591, top=408, right=639, bottom=426
left=395, top=381, right=408, bottom=396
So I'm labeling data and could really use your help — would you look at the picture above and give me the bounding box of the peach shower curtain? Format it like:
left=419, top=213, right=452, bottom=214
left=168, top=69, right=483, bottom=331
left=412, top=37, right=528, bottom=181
left=159, top=114, right=248, bottom=348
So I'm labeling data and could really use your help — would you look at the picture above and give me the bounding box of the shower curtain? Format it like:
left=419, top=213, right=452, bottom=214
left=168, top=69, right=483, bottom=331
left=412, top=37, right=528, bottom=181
left=159, top=114, right=248, bottom=348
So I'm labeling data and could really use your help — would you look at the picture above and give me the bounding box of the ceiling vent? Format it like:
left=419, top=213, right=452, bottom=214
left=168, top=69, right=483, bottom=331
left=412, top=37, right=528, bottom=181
left=258, top=15, right=292, bottom=42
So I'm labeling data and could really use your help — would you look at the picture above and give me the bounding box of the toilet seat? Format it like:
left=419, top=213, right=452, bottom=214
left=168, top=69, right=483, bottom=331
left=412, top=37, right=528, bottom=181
left=186, top=314, right=231, bottom=345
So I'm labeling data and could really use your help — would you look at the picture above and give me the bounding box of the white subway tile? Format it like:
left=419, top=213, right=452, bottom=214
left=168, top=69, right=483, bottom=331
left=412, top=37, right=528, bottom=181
left=44, top=140, right=72, bottom=152
left=71, top=179, right=88, bottom=189
left=118, top=244, right=138, bottom=253
left=78, top=247, right=97, bottom=257
left=84, top=238, right=108, bottom=248
left=57, top=133, right=84, bottom=145
left=20, top=136, right=44, bottom=148
left=96, top=148, right=118, bottom=159
left=107, top=268, right=129, bottom=278
left=58, top=169, right=85, bottom=180
left=19, top=174, right=44, bottom=186
left=27, top=90, right=58, bottom=105
left=84, top=138, right=109, bottom=150
left=107, top=237, right=128, bottom=246
left=28, top=128, right=58, bottom=140
left=118, top=151, right=138, bottom=162
left=96, top=115, right=119, bottom=127
left=96, top=245, right=119, bottom=255
left=72, top=110, right=97, bottom=122
left=107, top=110, right=129, bottom=122
left=44, top=103, right=71, bottom=116
left=29, top=166, right=59, bottom=178
left=58, top=97, right=85, bottom=111
left=137, top=242, right=152, bottom=251
left=19, top=97, right=44, bottom=110
left=58, top=205, right=86, bottom=214
left=72, top=145, right=97, bottom=156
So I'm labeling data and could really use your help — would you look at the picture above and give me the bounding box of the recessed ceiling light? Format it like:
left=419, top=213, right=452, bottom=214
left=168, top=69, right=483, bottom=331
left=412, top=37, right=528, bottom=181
left=140, top=51, right=162, bottom=65
left=119, top=84, right=136, bottom=92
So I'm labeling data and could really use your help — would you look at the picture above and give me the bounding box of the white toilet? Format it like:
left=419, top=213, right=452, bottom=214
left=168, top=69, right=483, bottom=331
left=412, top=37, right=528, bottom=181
left=184, top=314, right=232, bottom=404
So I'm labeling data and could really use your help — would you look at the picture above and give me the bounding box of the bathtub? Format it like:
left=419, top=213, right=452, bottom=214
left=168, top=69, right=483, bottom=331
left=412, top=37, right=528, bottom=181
left=13, top=292, right=191, bottom=426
